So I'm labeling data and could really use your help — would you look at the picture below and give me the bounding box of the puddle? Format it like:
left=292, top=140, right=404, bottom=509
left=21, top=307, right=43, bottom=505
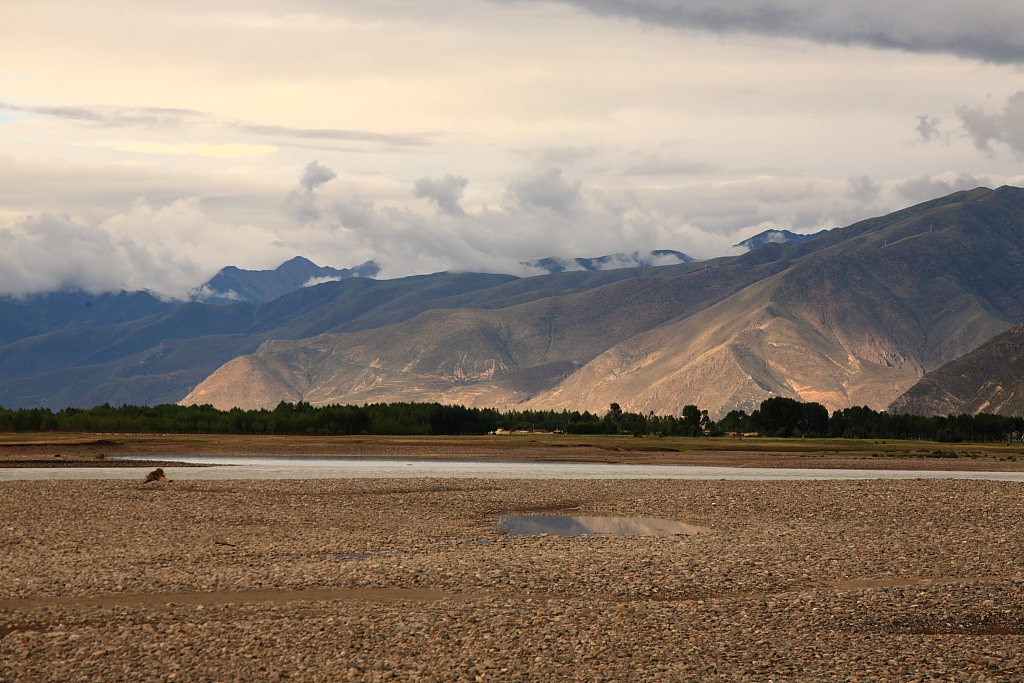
left=495, top=514, right=709, bottom=537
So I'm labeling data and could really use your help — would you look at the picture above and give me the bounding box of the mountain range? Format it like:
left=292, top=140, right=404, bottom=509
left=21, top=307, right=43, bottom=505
left=186, top=186, right=1024, bottom=416
left=4, top=186, right=1024, bottom=417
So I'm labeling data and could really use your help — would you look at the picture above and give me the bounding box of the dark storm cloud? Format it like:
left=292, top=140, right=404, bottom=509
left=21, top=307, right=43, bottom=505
left=498, top=0, right=1024, bottom=63
left=413, top=175, right=469, bottom=216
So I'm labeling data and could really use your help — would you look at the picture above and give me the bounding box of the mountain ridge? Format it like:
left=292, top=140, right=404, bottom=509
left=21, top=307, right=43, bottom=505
left=192, top=256, right=380, bottom=304
left=889, top=323, right=1024, bottom=416
left=185, top=186, right=1024, bottom=416
left=522, top=249, right=694, bottom=274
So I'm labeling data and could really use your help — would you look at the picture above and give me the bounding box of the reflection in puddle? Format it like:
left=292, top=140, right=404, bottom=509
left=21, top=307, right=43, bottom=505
left=496, top=515, right=709, bottom=537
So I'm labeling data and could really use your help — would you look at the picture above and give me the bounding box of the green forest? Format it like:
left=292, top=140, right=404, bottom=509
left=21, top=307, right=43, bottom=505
left=0, top=397, right=1022, bottom=442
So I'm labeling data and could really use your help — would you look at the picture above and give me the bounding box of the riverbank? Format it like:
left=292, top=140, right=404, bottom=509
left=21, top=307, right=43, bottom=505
left=2, top=432, right=1024, bottom=471
left=2, top=477, right=1022, bottom=681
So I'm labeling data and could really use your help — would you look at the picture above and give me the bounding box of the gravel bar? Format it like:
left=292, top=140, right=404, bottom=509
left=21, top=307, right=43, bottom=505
left=2, top=477, right=1023, bottom=682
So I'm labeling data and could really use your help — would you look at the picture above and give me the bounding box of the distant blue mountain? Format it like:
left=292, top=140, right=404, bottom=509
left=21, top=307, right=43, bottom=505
left=192, top=256, right=379, bottom=304
left=733, top=229, right=830, bottom=251
left=523, top=249, right=694, bottom=274
left=0, top=290, right=172, bottom=347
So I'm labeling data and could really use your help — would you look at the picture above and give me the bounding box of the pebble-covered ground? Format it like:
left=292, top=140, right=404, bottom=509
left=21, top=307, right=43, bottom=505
left=2, top=477, right=1023, bottom=682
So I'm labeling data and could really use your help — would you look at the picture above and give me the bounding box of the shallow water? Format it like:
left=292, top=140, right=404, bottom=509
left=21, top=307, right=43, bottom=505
left=496, top=514, right=709, bottom=536
left=1, top=454, right=1024, bottom=481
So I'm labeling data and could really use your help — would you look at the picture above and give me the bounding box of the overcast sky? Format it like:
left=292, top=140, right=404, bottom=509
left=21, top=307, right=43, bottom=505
left=2, top=0, right=1024, bottom=298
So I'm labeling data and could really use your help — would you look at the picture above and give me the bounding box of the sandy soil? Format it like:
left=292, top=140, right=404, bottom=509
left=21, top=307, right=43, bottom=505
left=2, top=476, right=1023, bottom=681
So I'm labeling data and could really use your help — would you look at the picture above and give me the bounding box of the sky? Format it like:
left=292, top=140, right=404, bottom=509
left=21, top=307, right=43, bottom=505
left=2, top=0, right=1024, bottom=299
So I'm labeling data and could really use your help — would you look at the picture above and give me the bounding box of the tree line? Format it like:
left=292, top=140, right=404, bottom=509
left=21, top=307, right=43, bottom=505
left=0, top=397, right=1021, bottom=442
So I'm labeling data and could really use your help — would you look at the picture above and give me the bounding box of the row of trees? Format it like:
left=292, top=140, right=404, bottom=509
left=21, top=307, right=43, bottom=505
left=0, top=401, right=712, bottom=437
left=719, top=397, right=1024, bottom=442
left=0, top=397, right=1021, bottom=442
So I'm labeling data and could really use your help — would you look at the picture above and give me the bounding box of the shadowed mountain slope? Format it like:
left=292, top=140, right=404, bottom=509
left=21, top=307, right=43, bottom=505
left=0, top=267, right=660, bottom=409
left=0, top=272, right=517, bottom=408
left=889, top=323, right=1024, bottom=416
left=0, top=290, right=173, bottom=347
left=185, top=186, right=1024, bottom=416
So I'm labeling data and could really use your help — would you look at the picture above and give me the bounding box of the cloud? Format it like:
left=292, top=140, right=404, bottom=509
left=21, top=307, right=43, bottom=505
left=97, top=141, right=278, bottom=158
left=303, top=275, right=342, bottom=287
left=515, top=146, right=602, bottom=167
left=499, top=0, right=1024, bottom=63
left=915, top=115, right=942, bottom=143
left=0, top=102, right=203, bottom=127
left=236, top=123, right=430, bottom=147
left=0, top=101, right=431, bottom=148
left=893, top=172, right=993, bottom=203
left=0, top=200, right=274, bottom=299
left=299, top=161, right=337, bottom=192
left=413, top=175, right=468, bottom=216
left=1, top=160, right=1017, bottom=300
left=846, top=174, right=880, bottom=203
left=957, top=91, right=1024, bottom=156
left=283, top=161, right=338, bottom=222
left=509, top=168, right=581, bottom=215
left=623, top=155, right=717, bottom=177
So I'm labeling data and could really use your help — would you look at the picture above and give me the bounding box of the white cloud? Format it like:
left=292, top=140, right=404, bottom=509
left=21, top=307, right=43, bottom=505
left=303, top=275, right=342, bottom=287
left=1, top=163, right=1022, bottom=299
left=413, top=175, right=468, bottom=216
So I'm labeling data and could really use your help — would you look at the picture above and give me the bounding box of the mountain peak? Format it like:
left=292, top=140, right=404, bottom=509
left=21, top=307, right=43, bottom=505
left=192, top=257, right=380, bottom=304
left=279, top=255, right=317, bottom=268
left=733, top=228, right=830, bottom=251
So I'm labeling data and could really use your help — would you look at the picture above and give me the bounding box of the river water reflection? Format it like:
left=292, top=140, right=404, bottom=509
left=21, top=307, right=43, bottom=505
left=496, top=514, right=710, bottom=536
left=1, top=455, right=1024, bottom=481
